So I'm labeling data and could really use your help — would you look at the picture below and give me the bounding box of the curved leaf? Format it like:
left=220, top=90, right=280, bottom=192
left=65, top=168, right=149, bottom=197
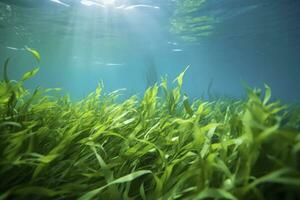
left=78, top=170, right=152, bottom=200
left=3, top=58, right=10, bottom=83
left=21, top=67, right=39, bottom=81
left=25, top=46, right=41, bottom=63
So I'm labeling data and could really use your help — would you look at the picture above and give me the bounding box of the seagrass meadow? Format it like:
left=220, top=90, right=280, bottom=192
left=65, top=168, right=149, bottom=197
left=0, top=50, right=300, bottom=200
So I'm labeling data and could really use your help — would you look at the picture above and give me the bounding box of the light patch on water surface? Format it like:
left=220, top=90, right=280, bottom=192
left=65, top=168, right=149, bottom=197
left=90, top=62, right=124, bottom=68
left=6, top=46, right=24, bottom=51
left=172, top=48, right=183, bottom=52
left=105, top=62, right=124, bottom=66
left=80, top=0, right=105, bottom=7
left=50, top=0, right=70, bottom=7
left=6, top=46, right=19, bottom=51
left=115, top=5, right=126, bottom=9
left=123, top=5, right=160, bottom=10
left=79, top=0, right=160, bottom=11
left=168, top=41, right=178, bottom=46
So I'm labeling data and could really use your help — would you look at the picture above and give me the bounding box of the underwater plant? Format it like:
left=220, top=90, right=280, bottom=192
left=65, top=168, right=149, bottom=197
left=0, top=50, right=299, bottom=200
left=144, top=56, right=159, bottom=89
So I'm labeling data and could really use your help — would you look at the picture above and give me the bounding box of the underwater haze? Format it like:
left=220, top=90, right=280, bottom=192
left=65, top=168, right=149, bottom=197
left=1, top=0, right=300, bottom=101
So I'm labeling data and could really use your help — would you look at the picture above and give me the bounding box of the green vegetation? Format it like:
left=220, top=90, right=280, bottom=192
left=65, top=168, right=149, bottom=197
left=0, top=51, right=300, bottom=200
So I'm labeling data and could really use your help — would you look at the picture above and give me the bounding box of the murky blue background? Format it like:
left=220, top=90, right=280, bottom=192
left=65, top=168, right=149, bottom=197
left=0, top=0, right=299, bottom=102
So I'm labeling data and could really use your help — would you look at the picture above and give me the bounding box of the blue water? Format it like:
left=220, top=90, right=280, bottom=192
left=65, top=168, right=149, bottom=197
left=0, top=0, right=300, bottom=102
